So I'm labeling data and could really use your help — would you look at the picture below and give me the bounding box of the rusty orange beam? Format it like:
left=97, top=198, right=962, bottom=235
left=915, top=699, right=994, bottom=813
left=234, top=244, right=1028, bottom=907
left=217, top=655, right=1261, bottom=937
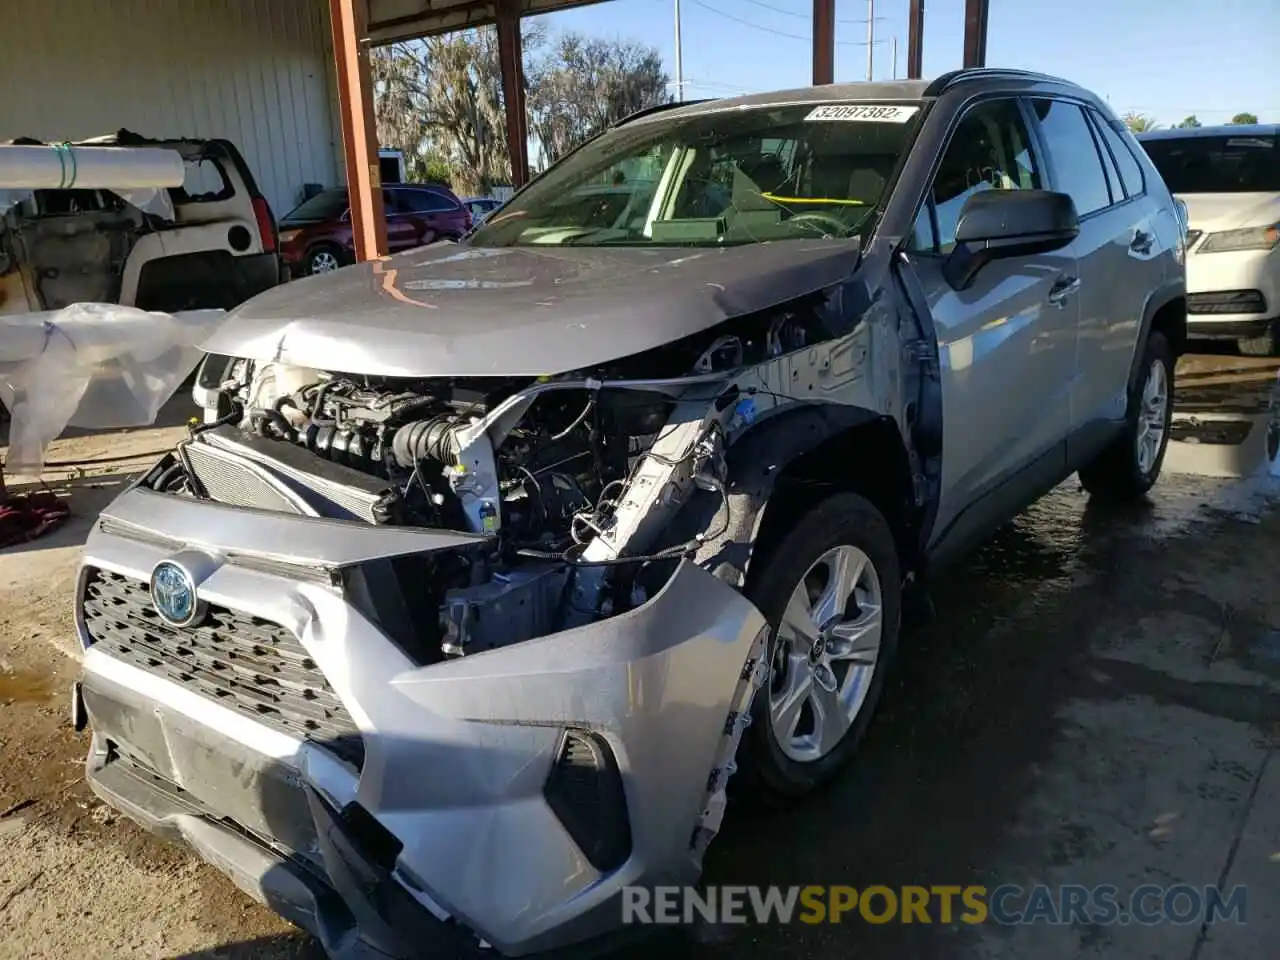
left=329, top=0, right=387, bottom=261
left=962, top=0, right=990, bottom=68
left=812, top=0, right=835, bottom=85
left=907, top=0, right=925, bottom=79
left=496, top=0, right=530, bottom=188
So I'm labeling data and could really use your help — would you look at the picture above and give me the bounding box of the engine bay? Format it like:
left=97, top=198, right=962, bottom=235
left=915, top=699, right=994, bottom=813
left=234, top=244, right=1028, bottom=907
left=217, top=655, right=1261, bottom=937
left=142, top=305, right=824, bottom=663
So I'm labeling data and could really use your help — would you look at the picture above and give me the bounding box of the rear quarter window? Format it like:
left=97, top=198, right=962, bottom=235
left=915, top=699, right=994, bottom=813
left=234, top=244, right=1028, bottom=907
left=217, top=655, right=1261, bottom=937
left=1091, top=113, right=1146, bottom=198
left=172, top=157, right=233, bottom=203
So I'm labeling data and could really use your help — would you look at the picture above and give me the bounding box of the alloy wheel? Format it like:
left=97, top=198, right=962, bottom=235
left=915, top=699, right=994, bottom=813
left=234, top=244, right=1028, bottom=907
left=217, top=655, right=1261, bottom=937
left=1135, top=358, right=1169, bottom=476
left=768, top=544, right=884, bottom=763
left=310, top=250, right=341, bottom=274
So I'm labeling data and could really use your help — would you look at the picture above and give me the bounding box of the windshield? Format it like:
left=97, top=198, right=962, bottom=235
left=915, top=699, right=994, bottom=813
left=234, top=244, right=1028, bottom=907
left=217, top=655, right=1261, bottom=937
left=1140, top=134, right=1280, bottom=193
left=469, top=102, right=923, bottom=248
left=283, top=188, right=348, bottom=221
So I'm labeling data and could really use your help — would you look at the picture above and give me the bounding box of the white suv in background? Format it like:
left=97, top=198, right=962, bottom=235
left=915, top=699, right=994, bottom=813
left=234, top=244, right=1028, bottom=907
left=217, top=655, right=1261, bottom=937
left=1139, top=125, right=1280, bottom=356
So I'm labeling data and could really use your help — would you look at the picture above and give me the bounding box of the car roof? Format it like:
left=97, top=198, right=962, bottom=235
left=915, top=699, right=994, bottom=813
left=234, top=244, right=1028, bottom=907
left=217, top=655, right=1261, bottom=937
left=618, top=69, right=1095, bottom=128
left=1137, top=124, right=1280, bottom=141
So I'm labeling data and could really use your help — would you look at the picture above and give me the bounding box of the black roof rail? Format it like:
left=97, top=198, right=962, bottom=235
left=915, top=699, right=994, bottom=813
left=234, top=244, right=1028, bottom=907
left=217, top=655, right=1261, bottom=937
left=613, top=98, right=716, bottom=127
left=924, top=68, right=1071, bottom=97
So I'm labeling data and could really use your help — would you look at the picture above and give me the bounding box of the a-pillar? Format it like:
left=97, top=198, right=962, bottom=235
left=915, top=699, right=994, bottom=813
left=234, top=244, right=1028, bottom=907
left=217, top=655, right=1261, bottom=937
left=496, top=0, right=529, bottom=188
left=329, top=0, right=387, bottom=260
left=812, top=0, right=835, bottom=86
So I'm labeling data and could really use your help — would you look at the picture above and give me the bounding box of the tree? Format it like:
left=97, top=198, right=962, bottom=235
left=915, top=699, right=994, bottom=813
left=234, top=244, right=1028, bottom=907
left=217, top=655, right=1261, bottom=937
left=371, top=26, right=545, bottom=195
left=371, top=43, right=430, bottom=165
left=1177, top=115, right=1202, bottom=128
left=1229, top=112, right=1259, bottom=125
left=1121, top=112, right=1160, bottom=133
left=370, top=28, right=667, bottom=192
left=527, top=33, right=671, bottom=168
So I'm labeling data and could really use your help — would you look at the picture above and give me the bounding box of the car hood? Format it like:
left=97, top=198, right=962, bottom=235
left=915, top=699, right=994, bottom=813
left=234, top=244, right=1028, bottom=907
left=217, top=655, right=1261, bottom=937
left=199, top=239, right=863, bottom=377
left=1177, top=192, right=1280, bottom=232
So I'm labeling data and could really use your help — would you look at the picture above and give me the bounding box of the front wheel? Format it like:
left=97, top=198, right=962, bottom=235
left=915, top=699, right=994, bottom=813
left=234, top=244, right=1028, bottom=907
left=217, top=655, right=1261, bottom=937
left=1078, top=330, right=1175, bottom=500
left=737, top=492, right=901, bottom=806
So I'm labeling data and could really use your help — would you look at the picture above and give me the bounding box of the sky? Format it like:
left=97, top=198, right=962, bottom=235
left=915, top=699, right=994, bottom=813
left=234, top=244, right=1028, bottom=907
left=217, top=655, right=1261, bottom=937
left=536, top=0, right=1279, bottom=126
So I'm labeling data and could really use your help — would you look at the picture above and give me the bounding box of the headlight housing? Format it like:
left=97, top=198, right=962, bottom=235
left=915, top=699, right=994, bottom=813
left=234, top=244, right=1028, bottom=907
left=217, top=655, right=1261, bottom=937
left=278, top=228, right=303, bottom=243
left=1198, top=223, right=1280, bottom=254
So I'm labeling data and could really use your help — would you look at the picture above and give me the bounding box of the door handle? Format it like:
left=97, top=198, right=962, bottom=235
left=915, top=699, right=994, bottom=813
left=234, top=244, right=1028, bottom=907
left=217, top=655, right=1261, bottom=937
left=1130, top=230, right=1153, bottom=256
left=1047, top=276, right=1080, bottom=307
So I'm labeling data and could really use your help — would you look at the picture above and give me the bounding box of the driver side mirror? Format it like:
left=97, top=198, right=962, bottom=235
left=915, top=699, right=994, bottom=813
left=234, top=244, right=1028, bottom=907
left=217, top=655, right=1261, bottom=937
left=943, top=189, right=1079, bottom=291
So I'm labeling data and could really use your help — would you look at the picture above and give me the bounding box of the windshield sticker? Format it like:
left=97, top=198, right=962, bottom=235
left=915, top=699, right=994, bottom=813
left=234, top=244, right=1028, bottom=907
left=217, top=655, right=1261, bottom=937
left=805, top=104, right=919, bottom=123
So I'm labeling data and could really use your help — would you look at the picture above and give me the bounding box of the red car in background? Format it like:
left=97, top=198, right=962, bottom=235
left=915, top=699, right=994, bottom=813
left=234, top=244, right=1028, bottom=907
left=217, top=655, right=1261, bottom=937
left=278, top=184, right=472, bottom=276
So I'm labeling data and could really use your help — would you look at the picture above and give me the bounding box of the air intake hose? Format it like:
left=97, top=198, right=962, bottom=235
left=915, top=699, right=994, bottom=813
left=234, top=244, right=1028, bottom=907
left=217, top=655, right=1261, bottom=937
left=391, top=416, right=464, bottom=468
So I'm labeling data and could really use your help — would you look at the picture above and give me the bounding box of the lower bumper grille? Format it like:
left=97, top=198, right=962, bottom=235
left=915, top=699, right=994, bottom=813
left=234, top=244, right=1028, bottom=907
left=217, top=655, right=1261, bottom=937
left=81, top=568, right=364, bottom=767
left=1187, top=289, right=1268, bottom=315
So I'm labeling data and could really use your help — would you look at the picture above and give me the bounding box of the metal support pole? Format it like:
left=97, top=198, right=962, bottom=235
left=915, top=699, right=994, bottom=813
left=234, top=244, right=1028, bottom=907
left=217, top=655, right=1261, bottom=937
left=866, top=0, right=875, bottom=81
left=891, top=35, right=898, bottom=80
left=812, top=0, right=835, bottom=85
left=962, top=0, right=990, bottom=69
left=329, top=0, right=387, bottom=261
left=496, top=0, right=529, bottom=187
left=674, top=0, right=684, bottom=102
left=906, top=0, right=924, bottom=79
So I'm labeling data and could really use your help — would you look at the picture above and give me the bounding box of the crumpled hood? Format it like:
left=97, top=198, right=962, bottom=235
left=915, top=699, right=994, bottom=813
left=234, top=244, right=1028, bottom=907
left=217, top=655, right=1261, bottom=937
left=200, top=239, right=862, bottom=377
left=1177, top=192, right=1280, bottom=232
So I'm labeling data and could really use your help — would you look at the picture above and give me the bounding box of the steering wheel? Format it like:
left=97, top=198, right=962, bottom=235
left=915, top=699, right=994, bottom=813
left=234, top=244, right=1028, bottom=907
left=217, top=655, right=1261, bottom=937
left=786, top=211, right=852, bottom=237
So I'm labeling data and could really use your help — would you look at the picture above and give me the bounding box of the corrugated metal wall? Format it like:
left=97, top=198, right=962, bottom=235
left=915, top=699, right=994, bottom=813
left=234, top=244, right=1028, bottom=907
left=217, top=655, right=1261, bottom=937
left=0, top=0, right=342, bottom=217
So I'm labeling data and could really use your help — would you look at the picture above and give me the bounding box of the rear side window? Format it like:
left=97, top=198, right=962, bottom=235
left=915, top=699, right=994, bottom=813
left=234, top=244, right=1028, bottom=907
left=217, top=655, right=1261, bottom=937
left=1029, top=99, right=1111, bottom=217
left=1092, top=113, right=1146, bottom=198
left=401, top=188, right=460, bottom=214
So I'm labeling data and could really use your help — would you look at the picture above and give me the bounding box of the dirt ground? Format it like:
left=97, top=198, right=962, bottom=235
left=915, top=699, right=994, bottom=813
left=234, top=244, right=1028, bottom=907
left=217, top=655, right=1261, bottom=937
left=0, top=352, right=1277, bottom=960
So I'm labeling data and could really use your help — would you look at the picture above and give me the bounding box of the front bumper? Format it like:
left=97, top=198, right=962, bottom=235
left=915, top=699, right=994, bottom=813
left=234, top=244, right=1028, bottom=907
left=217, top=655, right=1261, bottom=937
left=78, top=487, right=768, bottom=957
left=1185, top=242, right=1279, bottom=334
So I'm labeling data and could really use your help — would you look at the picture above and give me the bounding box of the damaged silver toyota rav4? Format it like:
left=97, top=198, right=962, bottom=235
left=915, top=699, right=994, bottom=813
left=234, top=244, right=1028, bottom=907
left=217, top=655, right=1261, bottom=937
left=74, top=70, right=1186, bottom=958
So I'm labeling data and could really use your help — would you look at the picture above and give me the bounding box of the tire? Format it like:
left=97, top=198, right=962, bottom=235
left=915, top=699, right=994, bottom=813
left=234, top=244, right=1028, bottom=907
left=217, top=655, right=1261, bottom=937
left=1238, top=322, right=1278, bottom=358
left=737, top=492, right=901, bottom=806
left=305, top=244, right=347, bottom=276
left=1078, top=330, right=1175, bottom=500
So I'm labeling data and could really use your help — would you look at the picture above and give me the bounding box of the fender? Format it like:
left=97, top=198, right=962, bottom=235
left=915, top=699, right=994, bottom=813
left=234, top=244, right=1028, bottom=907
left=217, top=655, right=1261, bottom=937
left=1129, top=276, right=1187, bottom=391
left=681, top=404, right=882, bottom=587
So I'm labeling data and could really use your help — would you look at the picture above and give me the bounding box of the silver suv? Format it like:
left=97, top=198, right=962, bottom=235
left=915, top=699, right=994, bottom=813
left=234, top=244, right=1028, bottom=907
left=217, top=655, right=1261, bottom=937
left=72, top=70, right=1185, bottom=959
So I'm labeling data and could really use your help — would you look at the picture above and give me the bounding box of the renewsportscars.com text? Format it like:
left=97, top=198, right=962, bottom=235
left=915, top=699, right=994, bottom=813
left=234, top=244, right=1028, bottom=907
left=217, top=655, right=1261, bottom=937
left=621, top=884, right=1248, bottom=927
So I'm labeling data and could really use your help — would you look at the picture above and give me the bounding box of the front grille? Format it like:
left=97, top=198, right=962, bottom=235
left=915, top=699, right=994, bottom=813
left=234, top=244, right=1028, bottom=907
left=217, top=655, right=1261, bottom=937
left=1187, top=290, right=1267, bottom=315
left=81, top=568, right=364, bottom=768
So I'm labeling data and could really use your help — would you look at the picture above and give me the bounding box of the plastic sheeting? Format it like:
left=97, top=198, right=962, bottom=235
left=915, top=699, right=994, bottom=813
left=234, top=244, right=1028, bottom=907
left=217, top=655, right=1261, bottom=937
left=0, top=304, right=226, bottom=477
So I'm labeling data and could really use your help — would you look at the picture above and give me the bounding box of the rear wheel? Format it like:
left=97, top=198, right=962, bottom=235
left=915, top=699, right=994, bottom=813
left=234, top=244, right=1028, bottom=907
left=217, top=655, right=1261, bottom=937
left=1238, top=322, right=1278, bottom=358
left=737, top=492, right=901, bottom=806
left=1079, top=330, right=1175, bottom=500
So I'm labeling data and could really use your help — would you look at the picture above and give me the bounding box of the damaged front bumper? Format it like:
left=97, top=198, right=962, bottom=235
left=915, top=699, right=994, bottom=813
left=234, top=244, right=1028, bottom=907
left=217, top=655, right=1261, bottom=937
left=76, top=487, right=768, bottom=958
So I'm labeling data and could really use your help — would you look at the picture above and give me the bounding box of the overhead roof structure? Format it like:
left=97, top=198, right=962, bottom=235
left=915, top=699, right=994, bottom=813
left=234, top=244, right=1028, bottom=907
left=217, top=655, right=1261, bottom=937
left=367, top=0, right=608, bottom=44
